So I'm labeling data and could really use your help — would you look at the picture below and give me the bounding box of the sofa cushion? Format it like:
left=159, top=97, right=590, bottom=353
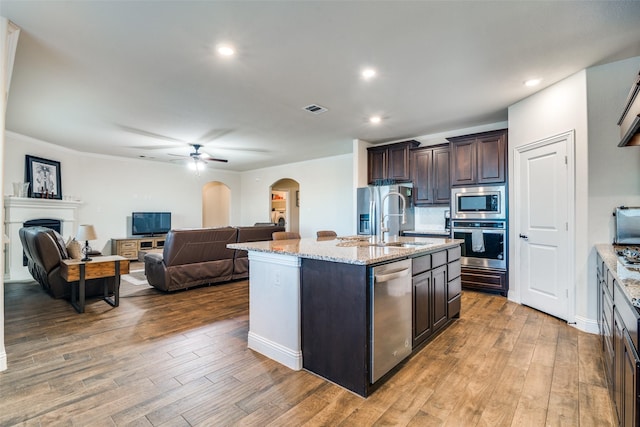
left=163, top=227, right=237, bottom=267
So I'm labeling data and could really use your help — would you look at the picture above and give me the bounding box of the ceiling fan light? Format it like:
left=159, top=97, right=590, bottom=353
left=188, top=159, right=205, bottom=171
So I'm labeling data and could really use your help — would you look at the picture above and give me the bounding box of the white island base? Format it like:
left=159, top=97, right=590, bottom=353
left=246, top=251, right=302, bottom=370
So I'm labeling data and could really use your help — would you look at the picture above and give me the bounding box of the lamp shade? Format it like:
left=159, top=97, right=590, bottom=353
left=76, top=224, right=97, bottom=241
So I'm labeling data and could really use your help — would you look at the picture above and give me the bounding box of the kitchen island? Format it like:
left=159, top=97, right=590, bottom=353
left=228, top=235, right=463, bottom=396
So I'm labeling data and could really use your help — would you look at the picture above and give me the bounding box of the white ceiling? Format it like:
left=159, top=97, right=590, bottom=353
left=2, top=1, right=640, bottom=172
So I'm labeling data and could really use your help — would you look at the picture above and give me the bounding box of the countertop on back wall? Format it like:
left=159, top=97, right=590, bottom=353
left=596, top=243, right=640, bottom=305
left=402, top=229, right=451, bottom=237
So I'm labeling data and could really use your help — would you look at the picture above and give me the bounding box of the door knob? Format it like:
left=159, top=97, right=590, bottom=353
left=519, top=234, right=529, bottom=240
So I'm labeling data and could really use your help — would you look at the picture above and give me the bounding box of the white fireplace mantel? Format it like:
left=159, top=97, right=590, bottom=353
left=4, top=196, right=82, bottom=281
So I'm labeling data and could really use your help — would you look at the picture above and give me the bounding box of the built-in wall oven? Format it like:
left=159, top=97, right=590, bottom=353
left=452, top=220, right=506, bottom=270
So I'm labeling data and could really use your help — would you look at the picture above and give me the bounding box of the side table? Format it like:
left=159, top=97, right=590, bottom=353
left=60, top=255, right=130, bottom=313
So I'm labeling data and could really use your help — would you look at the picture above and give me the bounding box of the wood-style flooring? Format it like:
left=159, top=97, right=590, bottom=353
left=1, top=276, right=615, bottom=426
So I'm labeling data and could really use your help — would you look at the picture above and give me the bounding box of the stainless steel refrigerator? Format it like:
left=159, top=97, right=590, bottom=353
left=357, top=185, right=414, bottom=239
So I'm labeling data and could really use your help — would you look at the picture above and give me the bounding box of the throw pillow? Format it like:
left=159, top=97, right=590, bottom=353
left=47, top=230, right=69, bottom=259
left=66, top=237, right=82, bottom=260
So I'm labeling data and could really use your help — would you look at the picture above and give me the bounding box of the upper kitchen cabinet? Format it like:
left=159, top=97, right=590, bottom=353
left=618, top=69, right=640, bottom=147
left=448, top=129, right=507, bottom=186
left=367, top=140, right=419, bottom=185
left=411, top=144, right=450, bottom=206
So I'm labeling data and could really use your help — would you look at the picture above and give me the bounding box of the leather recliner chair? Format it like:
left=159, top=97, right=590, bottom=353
left=19, top=226, right=114, bottom=299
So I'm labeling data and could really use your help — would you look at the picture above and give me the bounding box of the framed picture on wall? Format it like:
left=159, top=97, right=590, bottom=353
left=25, top=155, right=62, bottom=199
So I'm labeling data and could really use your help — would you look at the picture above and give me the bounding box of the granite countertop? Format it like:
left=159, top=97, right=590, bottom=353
left=595, top=243, right=640, bottom=304
left=228, top=236, right=463, bottom=265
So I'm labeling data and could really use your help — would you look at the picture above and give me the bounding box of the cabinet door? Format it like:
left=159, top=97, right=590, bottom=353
left=367, top=147, right=387, bottom=185
left=432, top=146, right=451, bottom=204
left=388, top=144, right=411, bottom=182
left=623, top=331, right=639, bottom=427
left=476, top=132, right=506, bottom=184
left=411, top=148, right=433, bottom=205
left=413, top=271, right=432, bottom=346
left=450, top=138, right=476, bottom=186
left=615, top=309, right=625, bottom=423
left=432, top=265, right=448, bottom=331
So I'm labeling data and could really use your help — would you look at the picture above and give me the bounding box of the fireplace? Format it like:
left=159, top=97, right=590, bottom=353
left=4, top=197, right=82, bottom=281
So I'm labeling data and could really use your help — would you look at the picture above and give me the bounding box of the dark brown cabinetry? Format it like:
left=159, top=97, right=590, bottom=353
left=367, top=140, right=419, bottom=184
left=448, top=129, right=507, bottom=186
left=412, top=246, right=461, bottom=348
left=460, top=266, right=508, bottom=296
left=411, top=144, right=450, bottom=206
left=597, top=252, right=640, bottom=427
left=301, top=246, right=461, bottom=397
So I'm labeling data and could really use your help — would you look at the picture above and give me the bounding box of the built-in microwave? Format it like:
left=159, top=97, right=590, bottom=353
left=451, top=185, right=506, bottom=220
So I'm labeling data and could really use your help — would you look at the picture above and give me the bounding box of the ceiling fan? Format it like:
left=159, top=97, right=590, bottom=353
left=169, top=144, right=229, bottom=164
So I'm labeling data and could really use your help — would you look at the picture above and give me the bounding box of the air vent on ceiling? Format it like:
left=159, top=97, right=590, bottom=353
left=303, top=104, right=328, bottom=114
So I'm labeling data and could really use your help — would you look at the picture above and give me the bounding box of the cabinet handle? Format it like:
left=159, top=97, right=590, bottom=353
left=519, top=234, right=529, bottom=240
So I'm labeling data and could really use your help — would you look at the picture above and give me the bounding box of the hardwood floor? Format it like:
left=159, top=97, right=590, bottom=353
left=1, top=278, right=615, bottom=426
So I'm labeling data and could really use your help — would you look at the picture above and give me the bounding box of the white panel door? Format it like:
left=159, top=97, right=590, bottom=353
left=517, top=134, right=570, bottom=320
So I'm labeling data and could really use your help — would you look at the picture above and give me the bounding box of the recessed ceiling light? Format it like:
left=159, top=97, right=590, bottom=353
left=369, top=115, right=382, bottom=124
left=362, top=68, right=377, bottom=80
left=524, top=78, right=542, bottom=87
left=217, top=45, right=235, bottom=57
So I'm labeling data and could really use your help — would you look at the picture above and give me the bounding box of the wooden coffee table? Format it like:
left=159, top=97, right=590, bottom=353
left=60, top=255, right=130, bottom=313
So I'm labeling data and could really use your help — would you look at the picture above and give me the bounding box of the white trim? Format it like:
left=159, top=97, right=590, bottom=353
left=248, top=251, right=301, bottom=267
left=247, top=331, right=302, bottom=371
left=573, top=315, right=599, bottom=335
left=512, top=130, right=576, bottom=323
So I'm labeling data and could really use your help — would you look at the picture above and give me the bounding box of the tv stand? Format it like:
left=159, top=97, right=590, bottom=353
left=111, top=236, right=166, bottom=261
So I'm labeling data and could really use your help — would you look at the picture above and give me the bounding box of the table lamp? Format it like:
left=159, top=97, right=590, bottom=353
left=76, top=224, right=97, bottom=261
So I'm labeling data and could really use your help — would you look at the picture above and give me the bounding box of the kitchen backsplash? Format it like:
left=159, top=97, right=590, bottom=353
left=414, top=206, right=449, bottom=231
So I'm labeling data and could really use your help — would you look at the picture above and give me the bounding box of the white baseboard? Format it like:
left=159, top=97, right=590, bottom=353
left=573, top=315, right=599, bottom=334
left=0, top=351, right=6, bottom=371
left=248, top=331, right=302, bottom=371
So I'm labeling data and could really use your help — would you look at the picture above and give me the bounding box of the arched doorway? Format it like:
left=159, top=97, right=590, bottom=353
left=270, top=178, right=300, bottom=233
left=202, top=181, right=230, bottom=227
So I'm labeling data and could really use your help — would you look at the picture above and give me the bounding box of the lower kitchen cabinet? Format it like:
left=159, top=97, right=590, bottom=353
left=460, top=265, right=507, bottom=296
left=301, top=244, right=462, bottom=397
left=596, top=248, right=640, bottom=427
left=412, top=245, right=461, bottom=348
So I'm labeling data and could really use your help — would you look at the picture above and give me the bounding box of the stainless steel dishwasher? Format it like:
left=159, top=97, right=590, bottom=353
left=370, top=258, right=412, bottom=383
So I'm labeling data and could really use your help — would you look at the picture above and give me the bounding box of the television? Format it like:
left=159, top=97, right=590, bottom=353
left=132, top=212, right=171, bottom=236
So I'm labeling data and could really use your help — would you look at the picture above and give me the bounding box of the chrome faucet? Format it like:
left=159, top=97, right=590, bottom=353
left=379, top=191, right=406, bottom=243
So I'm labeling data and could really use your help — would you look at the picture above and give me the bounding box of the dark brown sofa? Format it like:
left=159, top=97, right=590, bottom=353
left=144, top=225, right=283, bottom=292
left=19, top=226, right=114, bottom=299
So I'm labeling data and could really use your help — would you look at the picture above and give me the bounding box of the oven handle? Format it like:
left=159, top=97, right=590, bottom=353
left=453, top=228, right=505, bottom=233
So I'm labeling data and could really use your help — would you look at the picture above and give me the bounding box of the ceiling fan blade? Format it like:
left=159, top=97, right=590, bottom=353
left=212, top=146, right=271, bottom=154
left=195, top=129, right=234, bottom=144
left=120, top=126, right=189, bottom=144
left=167, top=153, right=190, bottom=158
left=133, top=144, right=186, bottom=150
left=203, top=157, right=229, bottom=163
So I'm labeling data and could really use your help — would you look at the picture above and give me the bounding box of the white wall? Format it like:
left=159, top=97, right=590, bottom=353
left=508, top=57, right=640, bottom=330
left=240, top=154, right=353, bottom=238
left=507, top=69, right=594, bottom=330
left=587, top=57, right=640, bottom=243
left=4, top=132, right=242, bottom=253
left=587, top=57, right=640, bottom=318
